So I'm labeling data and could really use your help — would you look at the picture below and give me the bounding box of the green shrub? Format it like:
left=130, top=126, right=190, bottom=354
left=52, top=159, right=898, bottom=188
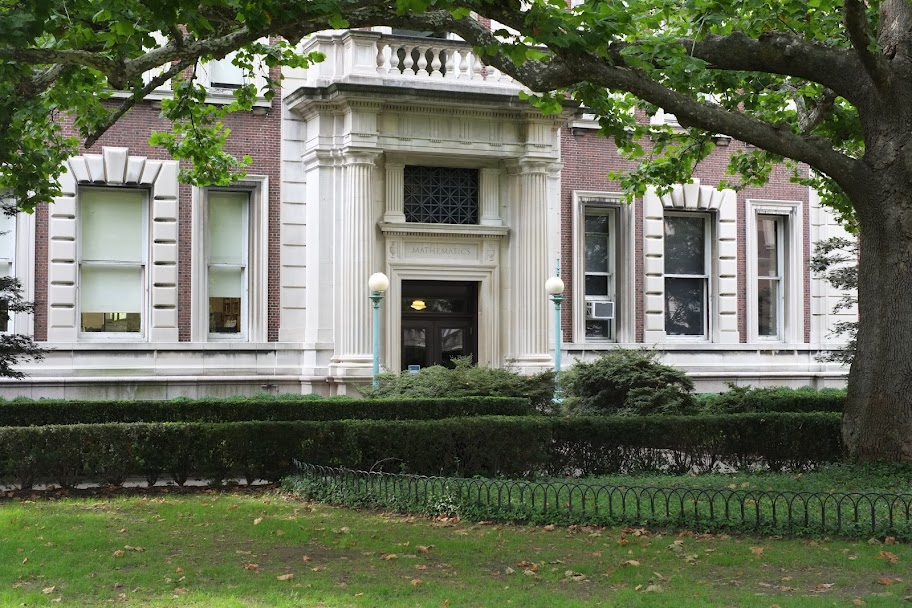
left=699, top=384, right=846, bottom=414
left=0, top=396, right=532, bottom=427
left=363, top=357, right=555, bottom=412
left=562, top=349, right=696, bottom=416
left=0, top=413, right=843, bottom=489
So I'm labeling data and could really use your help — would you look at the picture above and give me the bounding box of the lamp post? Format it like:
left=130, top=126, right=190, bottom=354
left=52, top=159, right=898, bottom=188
left=368, top=272, right=389, bottom=389
left=545, top=275, right=565, bottom=405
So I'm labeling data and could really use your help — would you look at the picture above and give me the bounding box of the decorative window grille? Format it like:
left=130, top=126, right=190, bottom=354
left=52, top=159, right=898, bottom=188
left=404, top=166, right=479, bottom=225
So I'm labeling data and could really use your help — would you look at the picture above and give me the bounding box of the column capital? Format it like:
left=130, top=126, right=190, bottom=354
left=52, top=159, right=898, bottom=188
left=342, top=149, right=382, bottom=166
left=504, top=158, right=562, bottom=176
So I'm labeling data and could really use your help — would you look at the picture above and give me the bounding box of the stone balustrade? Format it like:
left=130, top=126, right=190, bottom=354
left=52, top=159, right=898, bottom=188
left=290, top=31, right=524, bottom=92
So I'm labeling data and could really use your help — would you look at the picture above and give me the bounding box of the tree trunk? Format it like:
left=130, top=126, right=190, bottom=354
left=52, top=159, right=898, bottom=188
left=843, top=184, right=912, bottom=462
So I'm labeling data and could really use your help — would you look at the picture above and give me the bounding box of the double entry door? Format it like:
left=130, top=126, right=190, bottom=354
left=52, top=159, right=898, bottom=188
left=401, top=280, right=478, bottom=370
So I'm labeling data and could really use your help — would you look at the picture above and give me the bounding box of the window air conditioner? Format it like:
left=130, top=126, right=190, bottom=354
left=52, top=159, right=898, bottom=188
left=586, top=301, right=615, bottom=320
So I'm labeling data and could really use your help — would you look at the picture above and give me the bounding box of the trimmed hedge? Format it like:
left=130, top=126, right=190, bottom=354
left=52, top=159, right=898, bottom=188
left=0, top=396, right=532, bottom=427
left=698, top=386, right=846, bottom=414
left=0, top=413, right=843, bottom=489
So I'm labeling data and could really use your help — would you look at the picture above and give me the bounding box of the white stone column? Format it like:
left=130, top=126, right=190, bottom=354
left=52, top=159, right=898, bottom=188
left=479, top=168, right=502, bottom=226
left=332, top=150, right=380, bottom=372
left=383, top=162, right=405, bottom=223
left=507, top=160, right=554, bottom=370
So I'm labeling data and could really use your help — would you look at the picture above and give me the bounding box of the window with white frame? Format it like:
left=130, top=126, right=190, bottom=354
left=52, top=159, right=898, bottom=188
left=747, top=200, right=803, bottom=343
left=78, top=188, right=147, bottom=334
left=756, top=214, right=784, bottom=339
left=206, top=191, right=249, bottom=338
left=191, top=181, right=267, bottom=343
left=583, top=209, right=616, bottom=340
left=0, top=209, right=14, bottom=333
left=664, top=214, right=710, bottom=337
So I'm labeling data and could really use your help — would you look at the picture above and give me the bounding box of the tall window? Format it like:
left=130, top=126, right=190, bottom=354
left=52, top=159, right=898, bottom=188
left=79, top=189, right=146, bottom=334
left=404, top=166, right=479, bottom=225
left=583, top=210, right=615, bottom=339
left=757, top=214, right=784, bottom=338
left=0, top=210, right=14, bottom=332
left=664, top=214, right=709, bottom=337
left=207, top=191, right=249, bottom=338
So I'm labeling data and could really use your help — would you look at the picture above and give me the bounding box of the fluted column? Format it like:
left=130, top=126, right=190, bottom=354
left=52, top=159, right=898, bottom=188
left=479, top=168, right=502, bottom=226
left=334, top=150, right=380, bottom=368
left=383, top=162, right=405, bottom=223
left=508, top=160, right=554, bottom=369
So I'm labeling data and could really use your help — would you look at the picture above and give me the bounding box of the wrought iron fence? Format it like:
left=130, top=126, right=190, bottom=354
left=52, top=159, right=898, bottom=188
left=292, top=462, right=912, bottom=539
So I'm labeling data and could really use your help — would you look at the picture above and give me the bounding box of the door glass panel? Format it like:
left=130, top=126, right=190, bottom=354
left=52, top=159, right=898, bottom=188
left=440, top=327, right=465, bottom=367
left=402, top=327, right=427, bottom=369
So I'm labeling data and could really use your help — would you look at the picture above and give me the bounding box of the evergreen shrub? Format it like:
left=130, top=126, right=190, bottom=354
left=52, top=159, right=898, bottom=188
left=562, top=349, right=696, bottom=415
left=363, top=357, right=556, bottom=412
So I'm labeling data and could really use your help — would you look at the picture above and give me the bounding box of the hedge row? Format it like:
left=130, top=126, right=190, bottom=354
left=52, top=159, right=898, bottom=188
left=698, top=387, right=845, bottom=414
left=0, top=413, right=843, bottom=489
left=0, top=396, right=532, bottom=427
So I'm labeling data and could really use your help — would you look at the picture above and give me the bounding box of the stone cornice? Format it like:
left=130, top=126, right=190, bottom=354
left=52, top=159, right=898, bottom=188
left=379, top=222, right=509, bottom=239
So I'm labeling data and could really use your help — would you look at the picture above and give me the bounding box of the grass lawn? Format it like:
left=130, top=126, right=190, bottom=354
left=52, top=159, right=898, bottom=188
left=2, top=488, right=911, bottom=607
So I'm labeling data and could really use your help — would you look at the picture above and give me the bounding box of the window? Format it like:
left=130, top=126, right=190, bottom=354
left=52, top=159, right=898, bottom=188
left=0, top=209, right=14, bottom=332
left=583, top=210, right=616, bottom=339
left=206, top=191, right=249, bottom=338
left=757, top=214, right=784, bottom=339
left=78, top=189, right=146, bottom=334
left=192, top=182, right=266, bottom=343
left=664, top=214, right=709, bottom=337
left=207, top=53, right=246, bottom=89
left=404, top=166, right=479, bottom=225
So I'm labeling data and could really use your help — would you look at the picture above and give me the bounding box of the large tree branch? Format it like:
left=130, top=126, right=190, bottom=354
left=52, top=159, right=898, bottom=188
left=843, top=0, right=894, bottom=93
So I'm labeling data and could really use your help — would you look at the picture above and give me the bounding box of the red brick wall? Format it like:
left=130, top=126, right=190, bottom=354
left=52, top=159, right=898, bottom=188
left=560, top=127, right=810, bottom=344
left=41, top=90, right=282, bottom=343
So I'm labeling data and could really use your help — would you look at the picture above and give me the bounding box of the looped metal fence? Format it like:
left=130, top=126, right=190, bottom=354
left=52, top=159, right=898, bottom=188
left=292, top=461, right=912, bottom=539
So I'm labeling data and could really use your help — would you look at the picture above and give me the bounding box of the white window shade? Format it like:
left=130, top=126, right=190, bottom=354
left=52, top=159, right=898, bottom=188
left=208, top=192, right=247, bottom=264
left=0, top=211, right=15, bottom=263
left=208, top=267, right=243, bottom=297
left=81, top=189, right=144, bottom=262
left=208, top=54, right=246, bottom=88
left=81, top=266, right=142, bottom=312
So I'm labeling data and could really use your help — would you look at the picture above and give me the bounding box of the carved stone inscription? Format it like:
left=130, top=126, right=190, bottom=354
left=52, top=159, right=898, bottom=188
left=405, top=242, right=479, bottom=261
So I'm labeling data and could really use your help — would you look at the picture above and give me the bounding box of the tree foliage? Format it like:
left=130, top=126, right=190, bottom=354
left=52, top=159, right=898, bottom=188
left=3, top=0, right=912, bottom=459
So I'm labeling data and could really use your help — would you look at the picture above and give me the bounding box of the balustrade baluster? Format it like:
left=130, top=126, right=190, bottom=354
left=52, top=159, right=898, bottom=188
left=430, top=48, right=443, bottom=78
left=416, top=46, right=429, bottom=77
left=376, top=43, right=390, bottom=76
left=445, top=49, right=458, bottom=80
left=389, top=45, right=401, bottom=75
left=402, top=46, right=415, bottom=75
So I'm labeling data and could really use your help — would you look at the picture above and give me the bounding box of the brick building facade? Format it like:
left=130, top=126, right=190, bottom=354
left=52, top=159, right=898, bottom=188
left=0, top=30, right=853, bottom=398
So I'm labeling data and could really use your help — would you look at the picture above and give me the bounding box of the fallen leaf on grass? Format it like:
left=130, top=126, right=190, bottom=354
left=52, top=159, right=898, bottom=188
left=878, top=551, right=900, bottom=564
left=504, top=567, right=515, bottom=575
left=310, top=566, right=323, bottom=572
left=415, top=565, right=428, bottom=570
left=416, top=545, right=431, bottom=554
left=542, top=524, right=555, bottom=531
left=853, top=599, right=865, bottom=606
left=253, top=517, right=263, bottom=526
left=302, top=555, right=311, bottom=562
left=410, top=578, right=423, bottom=586
left=174, top=588, right=188, bottom=594
left=381, top=554, right=398, bottom=561
left=113, top=550, right=125, bottom=558
left=814, top=583, right=834, bottom=592
left=750, top=547, right=765, bottom=557
left=276, top=574, right=294, bottom=581
left=885, top=536, right=897, bottom=545
left=243, top=563, right=258, bottom=571
left=621, top=560, right=640, bottom=567
left=41, top=586, right=55, bottom=594
left=21, top=557, right=28, bottom=564
left=175, top=567, right=184, bottom=573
